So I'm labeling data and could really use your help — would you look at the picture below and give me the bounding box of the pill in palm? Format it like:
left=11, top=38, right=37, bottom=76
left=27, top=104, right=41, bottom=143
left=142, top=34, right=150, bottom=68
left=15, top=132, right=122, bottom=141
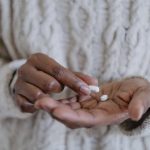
left=88, top=85, right=100, bottom=93
left=100, top=95, right=108, bottom=102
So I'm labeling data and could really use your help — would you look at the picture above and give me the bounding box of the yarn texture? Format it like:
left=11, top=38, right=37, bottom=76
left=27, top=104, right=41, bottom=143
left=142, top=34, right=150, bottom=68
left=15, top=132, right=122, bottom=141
left=1, top=0, right=150, bottom=149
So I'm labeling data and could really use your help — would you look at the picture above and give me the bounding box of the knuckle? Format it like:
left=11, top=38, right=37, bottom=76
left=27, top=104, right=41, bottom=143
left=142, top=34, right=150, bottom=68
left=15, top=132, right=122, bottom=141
left=30, top=53, right=42, bottom=59
left=31, top=91, right=43, bottom=100
left=28, top=53, right=45, bottom=63
left=43, top=81, right=53, bottom=92
left=17, top=64, right=27, bottom=78
left=115, top=91, right=130, bottom=103
left=52, top=66, right=65, bottom=79
left=43, top=80, right=59, bottom=92
left=70, top=79, right=82, bottom=91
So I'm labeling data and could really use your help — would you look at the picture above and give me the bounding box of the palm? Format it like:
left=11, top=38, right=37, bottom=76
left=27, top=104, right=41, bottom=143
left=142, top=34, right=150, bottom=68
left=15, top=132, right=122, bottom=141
left=55, top=89, right=130, bottom=128
left=36, top=77, right=149, bottom=128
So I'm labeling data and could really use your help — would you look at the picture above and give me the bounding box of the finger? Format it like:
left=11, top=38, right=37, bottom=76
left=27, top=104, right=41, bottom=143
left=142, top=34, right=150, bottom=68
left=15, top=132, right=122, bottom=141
left=34, top=96, right=60, bottom=111
left=80, top=99, right=97, bottom=109
left=58, top=96, right=81, bottom=109
left=35, top=97, right=84, bottom=127
left=16, top=94, right=37, bottom=113
left=59, top=96, right=77, bottom=104
left=34, top=97, right=93, bottom=127
left=18, top=65, right=63, bottom=93
left=74, top=72, right=98, bottom=85
left=35, top=96, right=80, bottom=112
left=15, top=79, right=44, bottom=103
left=77, top=95, right=98, bottom=109
left=59, top=95, right=94, bottom=110
left=29, top=54, right=91, bottom=95
left=77, top=95, right=91, bottom=102
left=109, top=81, right=132, bottom=110
left=112, top=91, right=130, bottom=110
left=69, top=102, right=81, bottom=110
left=35, top=97, right=128, bottom=127
left=128, top=87, right=150, bottom=121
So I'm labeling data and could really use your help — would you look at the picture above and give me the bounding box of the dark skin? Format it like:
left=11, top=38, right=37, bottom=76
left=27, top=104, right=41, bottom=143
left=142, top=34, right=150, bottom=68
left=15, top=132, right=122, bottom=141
left=35, top=77, right=150, bottom=129
left=14, top=53, right=98, bottom=113
left=14, top=53, right=150, bottom=129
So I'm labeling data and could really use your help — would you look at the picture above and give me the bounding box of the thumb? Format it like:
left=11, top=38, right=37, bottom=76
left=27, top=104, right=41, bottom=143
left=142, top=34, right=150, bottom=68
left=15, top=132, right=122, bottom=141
left=128, top=88, right=150, bottom=121
left=74, top=72, right=98, bottom=86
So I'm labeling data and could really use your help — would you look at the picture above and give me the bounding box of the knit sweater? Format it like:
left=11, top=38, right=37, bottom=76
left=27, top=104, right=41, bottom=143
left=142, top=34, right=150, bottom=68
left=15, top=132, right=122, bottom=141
left=1, top=0, right=150, bottom=150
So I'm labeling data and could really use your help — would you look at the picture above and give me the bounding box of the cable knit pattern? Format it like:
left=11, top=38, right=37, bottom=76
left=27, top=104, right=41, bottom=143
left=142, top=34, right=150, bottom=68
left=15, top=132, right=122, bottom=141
left=1, top=0, right=150, bottom=149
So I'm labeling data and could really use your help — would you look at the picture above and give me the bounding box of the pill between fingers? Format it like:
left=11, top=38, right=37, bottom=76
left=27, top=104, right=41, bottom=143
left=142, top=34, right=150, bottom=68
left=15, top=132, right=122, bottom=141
left=88, top=85, right=100, bottom=93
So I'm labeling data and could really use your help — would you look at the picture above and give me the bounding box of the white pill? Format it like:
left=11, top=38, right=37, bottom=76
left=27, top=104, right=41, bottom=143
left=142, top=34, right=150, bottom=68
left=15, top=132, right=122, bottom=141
left=100, top=95, right=108, bottom=102
left=88, top=85, right=100, bottom=93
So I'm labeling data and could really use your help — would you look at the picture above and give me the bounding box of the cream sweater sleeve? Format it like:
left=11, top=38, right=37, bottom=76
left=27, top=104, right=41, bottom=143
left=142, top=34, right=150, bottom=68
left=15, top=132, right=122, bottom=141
left=0, top=58, right=35, bottom=119
left=0, top=37, right=32, bottom=119
left=0, top=1, right=33, bottom=119
left=0, top=45, right=33, bottom=119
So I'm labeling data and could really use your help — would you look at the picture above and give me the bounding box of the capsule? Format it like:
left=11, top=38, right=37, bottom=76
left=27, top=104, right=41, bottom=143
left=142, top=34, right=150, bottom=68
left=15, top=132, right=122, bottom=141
left=100, top=95, right=108, bottom=102
left=88, top=85, right=100, bottom=93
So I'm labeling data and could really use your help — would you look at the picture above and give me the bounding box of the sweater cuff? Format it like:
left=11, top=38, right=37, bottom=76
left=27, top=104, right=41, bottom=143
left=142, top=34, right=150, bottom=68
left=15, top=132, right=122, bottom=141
left=0, top=59, right=33, bottom=119
left=119, top=108, right=150, bottom=137
left=9, top=59, right=26, bottom=95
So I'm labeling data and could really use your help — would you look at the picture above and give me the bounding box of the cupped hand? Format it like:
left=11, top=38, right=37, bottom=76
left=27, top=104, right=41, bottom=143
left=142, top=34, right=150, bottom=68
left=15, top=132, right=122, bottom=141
left=35, top=77, right=150, bottom=129
left=14, top=53, right=98, bottom=113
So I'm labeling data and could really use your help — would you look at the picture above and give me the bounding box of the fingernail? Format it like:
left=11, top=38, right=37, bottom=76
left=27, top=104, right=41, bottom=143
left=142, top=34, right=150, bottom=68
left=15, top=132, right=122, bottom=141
left=130, top=111, right=142, bottom=121
left=80, top=85, right=91, bottom=95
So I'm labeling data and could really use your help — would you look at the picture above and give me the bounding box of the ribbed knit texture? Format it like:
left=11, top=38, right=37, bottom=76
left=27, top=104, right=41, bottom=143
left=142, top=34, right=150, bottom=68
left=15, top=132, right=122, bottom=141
left=1, top=0, right=150, bottom=149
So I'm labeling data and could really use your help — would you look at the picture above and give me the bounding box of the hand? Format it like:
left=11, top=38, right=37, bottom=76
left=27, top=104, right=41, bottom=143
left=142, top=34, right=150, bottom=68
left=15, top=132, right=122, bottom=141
left=35, top=77, right=150, bottom=129
left=14, top=53, right=98, bottom=113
